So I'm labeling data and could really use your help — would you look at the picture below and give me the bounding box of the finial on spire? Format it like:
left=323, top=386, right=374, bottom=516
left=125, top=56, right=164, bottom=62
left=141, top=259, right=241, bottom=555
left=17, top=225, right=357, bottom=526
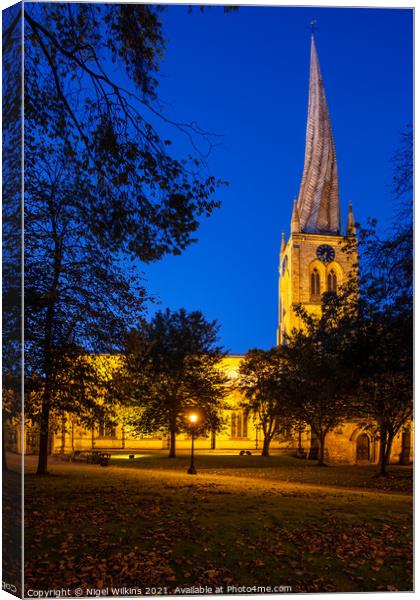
left=308, top=19, right=317, bottom=35
left=291, top=198, right=301, bottom=234
left=280, top=231, right=286, bottom=253
left=346, top=201, right=356, bottom=236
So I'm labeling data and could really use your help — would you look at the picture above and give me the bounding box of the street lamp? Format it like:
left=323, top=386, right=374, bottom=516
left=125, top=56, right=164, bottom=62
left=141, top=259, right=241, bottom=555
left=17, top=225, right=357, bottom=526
left=187, top=413, right=198, bottom=475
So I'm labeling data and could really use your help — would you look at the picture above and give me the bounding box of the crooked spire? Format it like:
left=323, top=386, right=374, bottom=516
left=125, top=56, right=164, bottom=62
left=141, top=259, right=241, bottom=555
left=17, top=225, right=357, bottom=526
left=297, top=35, right=341, bottom=235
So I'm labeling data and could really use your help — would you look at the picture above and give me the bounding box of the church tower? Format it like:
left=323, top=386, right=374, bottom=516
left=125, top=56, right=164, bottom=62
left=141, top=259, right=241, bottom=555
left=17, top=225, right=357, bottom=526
left=277, top=35, right=357, bottom=344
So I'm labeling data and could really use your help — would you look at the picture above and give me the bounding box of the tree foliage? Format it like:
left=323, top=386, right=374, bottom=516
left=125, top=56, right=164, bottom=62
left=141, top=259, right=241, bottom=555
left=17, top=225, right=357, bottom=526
left=21, top=3, right=225, bottom=260
left=283, top=295, right=357, bottom=466
left=349, top=126, right=413, bottom=474
left=24, top=125, right=148, bottom=474
left=114, top=309, right=228, bottom=458
left=3, top=4, right=23, bottom=473
left=238, top=348, right=291, bottom=456
left=358, top=126, right=413, bottom=315
left=1, top=4, right=227, bottom=474
left=342, top=312, right=412, bottom=474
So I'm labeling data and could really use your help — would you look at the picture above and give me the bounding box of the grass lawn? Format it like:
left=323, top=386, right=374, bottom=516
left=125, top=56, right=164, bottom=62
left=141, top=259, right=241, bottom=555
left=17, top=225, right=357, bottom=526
left=21, top=453, right=412, bottom=595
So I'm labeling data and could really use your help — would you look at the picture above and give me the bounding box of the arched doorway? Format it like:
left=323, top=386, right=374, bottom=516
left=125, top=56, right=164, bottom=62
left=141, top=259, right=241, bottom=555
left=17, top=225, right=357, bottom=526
left=400, top=429, right=412, bottom=465
left=356, top=433, right=370, bottom=462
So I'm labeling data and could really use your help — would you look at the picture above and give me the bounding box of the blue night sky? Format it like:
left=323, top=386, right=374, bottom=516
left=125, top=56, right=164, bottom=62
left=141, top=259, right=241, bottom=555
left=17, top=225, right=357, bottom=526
left=140, top=5, right=413, bottom=354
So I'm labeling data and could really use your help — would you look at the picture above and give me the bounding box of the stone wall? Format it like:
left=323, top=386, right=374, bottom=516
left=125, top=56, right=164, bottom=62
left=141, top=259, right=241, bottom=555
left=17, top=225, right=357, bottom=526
left=279, top=231, right=356, bottom=342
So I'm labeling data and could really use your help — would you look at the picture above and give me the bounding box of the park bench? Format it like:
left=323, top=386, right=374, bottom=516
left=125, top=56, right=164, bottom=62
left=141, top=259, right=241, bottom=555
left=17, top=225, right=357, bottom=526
left=87, top=450, right=111, bottom=466
left=71, top=450, right=111, bottom=466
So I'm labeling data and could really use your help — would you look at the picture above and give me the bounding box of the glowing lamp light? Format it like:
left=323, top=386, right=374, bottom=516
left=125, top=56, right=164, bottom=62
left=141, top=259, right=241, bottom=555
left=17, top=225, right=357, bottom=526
left=187, top=412, right=199, bottom=475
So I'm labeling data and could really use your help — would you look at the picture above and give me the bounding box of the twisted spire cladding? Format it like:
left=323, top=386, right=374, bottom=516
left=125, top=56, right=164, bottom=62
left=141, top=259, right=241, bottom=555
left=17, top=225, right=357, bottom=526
left=297, top=35, right=341, bottom=235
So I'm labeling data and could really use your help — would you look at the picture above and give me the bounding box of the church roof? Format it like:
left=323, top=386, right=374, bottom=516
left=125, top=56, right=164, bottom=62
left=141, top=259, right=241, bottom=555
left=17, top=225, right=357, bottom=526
left=297, top=35, right=341, bottom=235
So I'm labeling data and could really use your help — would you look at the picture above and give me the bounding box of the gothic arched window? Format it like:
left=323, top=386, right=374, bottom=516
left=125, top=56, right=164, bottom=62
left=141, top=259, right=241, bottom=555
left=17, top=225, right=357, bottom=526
left=282, top=255, right=288, bottom=276
left=311, top=268, right=321, bottom=297
left=231, top=411, right=248, bottom=439
left=98, top=419, right=117, bottom=439
left=327, top=270, right=337, bottom=293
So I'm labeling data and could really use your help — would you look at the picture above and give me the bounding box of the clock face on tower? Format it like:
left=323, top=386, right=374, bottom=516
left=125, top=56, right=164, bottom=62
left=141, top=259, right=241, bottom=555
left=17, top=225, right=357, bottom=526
left=316, top=244, right=335, bottom=264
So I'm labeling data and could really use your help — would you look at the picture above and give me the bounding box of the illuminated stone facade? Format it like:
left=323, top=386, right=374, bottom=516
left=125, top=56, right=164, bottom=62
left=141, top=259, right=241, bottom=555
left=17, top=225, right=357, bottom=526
left=6, top=355, right=296, bottom=456
left=6, top=352, right=412, bottom=465
left=62, top=355, right=272, bottom=454
left=277, top=230, right=356, bottom=344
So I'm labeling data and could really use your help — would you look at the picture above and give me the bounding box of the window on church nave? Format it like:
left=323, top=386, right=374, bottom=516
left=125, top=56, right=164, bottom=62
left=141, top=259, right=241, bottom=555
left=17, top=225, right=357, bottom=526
left=230, top=411, right=248, bottom=439
left=98, top=419, right=117, bottom=438
left=327, top=270, right=337, bottom=293
left=310, top=268, right=321, bottom=297
left=281, top=255, right=288, bottom=276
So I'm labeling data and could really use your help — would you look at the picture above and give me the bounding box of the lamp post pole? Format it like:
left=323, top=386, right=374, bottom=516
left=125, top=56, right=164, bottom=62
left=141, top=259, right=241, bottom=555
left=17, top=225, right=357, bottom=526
left=187, top=428, right=197, bottom=475
left=186, top=413, right=199, bottom=474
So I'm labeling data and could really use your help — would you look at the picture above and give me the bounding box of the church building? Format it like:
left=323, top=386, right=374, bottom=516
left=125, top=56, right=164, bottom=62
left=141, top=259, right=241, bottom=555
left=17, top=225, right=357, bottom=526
left=7, top=36, right=412, bottom=465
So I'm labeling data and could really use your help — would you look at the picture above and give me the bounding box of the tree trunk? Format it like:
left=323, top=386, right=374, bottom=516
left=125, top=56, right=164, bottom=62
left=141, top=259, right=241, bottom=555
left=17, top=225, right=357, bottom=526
left=384, top=432, right=394, bottom=467
left=261, top=435, right=271, bottom=457
left=377, top=426, right=388, bottom=476
left=317, top=432, right=327, bottom=467
left=60, top=414, right=66, bottom=455
left=36, top=219, right=61, bottom=476
left=36, top=397, right=50, bottom=475
left=298, top=427, right=303, bottom=454
left=2, top=421, right=8, bottom=471
left=168, top=427, right=176, bottom=458
left=211, top=429, right=216, bottom=450
left=308, top=428, right=319, bottom=460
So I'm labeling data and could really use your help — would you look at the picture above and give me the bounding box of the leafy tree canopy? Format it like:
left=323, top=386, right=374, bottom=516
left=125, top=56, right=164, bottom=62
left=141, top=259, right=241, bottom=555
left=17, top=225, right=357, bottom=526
left=3, top=4, right=228, bottom=474
left=18, top=2, right=225, bottom=261
left=114, top=308, right=228, bottom=458
left=238, top=348, right=291, bottom=456
left=357, top=126, right=413, bottom=317
left=283, top=294, right=359, bottom=466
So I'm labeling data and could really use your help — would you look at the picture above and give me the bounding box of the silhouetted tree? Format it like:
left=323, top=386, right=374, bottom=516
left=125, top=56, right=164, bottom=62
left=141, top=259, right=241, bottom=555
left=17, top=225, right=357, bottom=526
left=238, top=348, right=290, bottom=456
left=19, top=3, right=224, bottom=261
left=3, top=4, right=23, bottom=473
left=116, top=309, right=228, bottom=458
left=24, top=132, right=148, bottom=475
left=342, top=311, right=412, bottom=475
left=284, top=294, right=357, bottom=466
left=3, top=4, right=226, bottom=474
left=351, top=127, right=413, bottom=475
left=358, top=127, right=413, bottom=315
